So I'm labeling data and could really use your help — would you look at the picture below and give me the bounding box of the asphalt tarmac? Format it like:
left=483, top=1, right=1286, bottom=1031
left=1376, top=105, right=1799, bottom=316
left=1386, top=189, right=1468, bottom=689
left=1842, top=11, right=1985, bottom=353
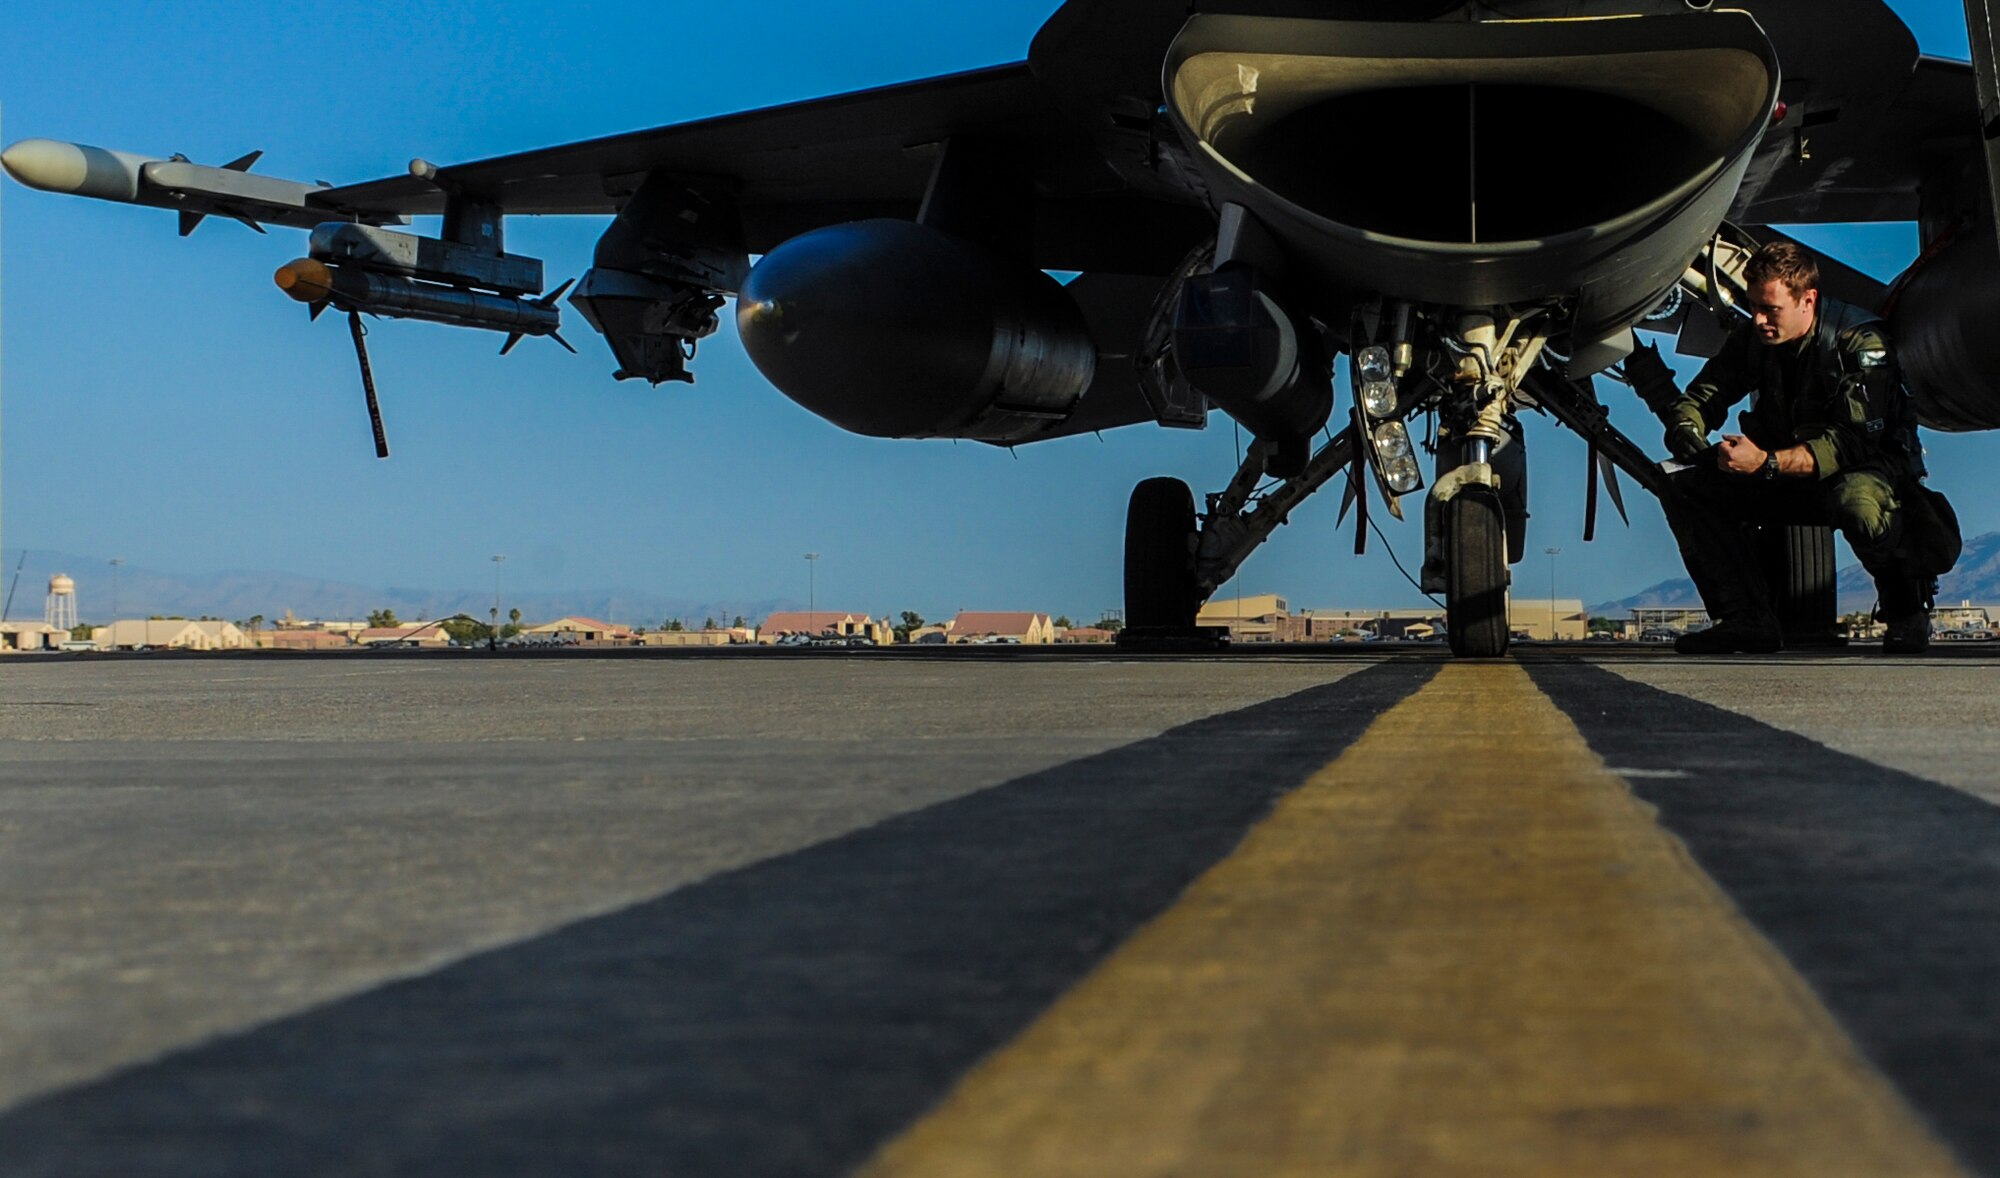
left=0, top=646, right=1994, bottom=1175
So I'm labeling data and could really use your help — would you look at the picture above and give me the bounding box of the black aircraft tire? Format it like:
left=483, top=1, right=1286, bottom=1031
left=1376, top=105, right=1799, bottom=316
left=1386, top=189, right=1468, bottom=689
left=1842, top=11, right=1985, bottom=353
left=1446, top=490, right=1511, bottom=658
left=1125, top=477, right=1199, bottom=630
left=1758, top=523, right=1840, bottom=641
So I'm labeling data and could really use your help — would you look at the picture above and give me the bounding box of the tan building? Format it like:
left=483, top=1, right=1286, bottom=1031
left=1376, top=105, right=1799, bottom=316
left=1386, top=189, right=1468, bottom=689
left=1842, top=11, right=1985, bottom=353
left=356, top=622, right=452, bottom=648
left=639, top=630, right=742, bottom=647
left=528, top=617, right=634, bottom=644
left=1507, top=598, right=1588, bottom=642
left=1286, top=608, right=1437, bottom=641
left=950, top=611, right=1055, bottom=644
left=757, top=612, right=892, bottom=644
left=93, top=619, right=250, bottom=651
left=252, top=629, right=353, bottom=651
left=1058, top=627, right=1116, bottom=644
left=0, top=622, right=67, bottom=651
left=1197, top=594, right=1288, bottom=642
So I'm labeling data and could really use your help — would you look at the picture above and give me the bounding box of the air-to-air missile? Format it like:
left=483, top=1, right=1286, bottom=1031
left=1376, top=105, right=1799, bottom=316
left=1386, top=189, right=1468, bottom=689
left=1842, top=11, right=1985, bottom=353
left=274, top=224, right=568, bottom=349
left=0, top=137, right=403, bottom=235
left=2, top=140, right=562, bottom=345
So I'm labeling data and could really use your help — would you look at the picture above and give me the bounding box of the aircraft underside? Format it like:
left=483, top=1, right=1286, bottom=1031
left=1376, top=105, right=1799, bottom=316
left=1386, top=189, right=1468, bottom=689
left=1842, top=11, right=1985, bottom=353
left=6, top=0, right=1998, bottom=656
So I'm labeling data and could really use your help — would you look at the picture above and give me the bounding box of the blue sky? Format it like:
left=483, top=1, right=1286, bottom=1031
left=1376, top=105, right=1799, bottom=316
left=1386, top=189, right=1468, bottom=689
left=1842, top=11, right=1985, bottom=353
left=0, top=0, right=1979, bottom=620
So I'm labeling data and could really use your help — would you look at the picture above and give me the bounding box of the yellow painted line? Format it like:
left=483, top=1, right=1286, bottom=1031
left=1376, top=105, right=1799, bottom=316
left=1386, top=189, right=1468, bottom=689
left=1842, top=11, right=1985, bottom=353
left=861, top=662, right=1966, bottom=1177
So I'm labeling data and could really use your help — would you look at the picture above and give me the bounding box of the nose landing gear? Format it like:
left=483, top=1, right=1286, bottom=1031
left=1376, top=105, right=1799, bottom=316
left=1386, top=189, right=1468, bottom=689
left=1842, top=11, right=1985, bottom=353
left=1443, top=485, right=1511, bottom=657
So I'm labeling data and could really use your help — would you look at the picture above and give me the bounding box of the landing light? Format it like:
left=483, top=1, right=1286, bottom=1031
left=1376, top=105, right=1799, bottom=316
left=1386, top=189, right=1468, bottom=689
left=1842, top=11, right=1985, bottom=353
left=1361, top=379, right=1399, bottom=418
left=1356, top=345, right=1392, bottom=384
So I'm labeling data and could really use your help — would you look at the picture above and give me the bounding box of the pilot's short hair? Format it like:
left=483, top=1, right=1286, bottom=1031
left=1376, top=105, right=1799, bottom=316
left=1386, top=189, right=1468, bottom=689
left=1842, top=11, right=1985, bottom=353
left=1744, top=241, right=1820, bottom=300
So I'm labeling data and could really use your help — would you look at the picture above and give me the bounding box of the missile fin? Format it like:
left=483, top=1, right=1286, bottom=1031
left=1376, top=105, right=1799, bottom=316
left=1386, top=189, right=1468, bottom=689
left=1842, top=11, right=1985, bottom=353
left=178, top=210, right=205, bottom=237
left=535, top=277, right=575, bottom=308
left=221, top=150, right=264, bottom=173
left=500, top=333, right=523, bottom=356
left=550, top=330, right=578, bottom=354
left=231, top=215, right=267, bottom=235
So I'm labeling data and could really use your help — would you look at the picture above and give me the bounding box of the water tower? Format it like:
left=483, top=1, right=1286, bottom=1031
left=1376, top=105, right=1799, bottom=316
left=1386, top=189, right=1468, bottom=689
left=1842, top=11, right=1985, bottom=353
left=46, top=574, right=78, bottom=631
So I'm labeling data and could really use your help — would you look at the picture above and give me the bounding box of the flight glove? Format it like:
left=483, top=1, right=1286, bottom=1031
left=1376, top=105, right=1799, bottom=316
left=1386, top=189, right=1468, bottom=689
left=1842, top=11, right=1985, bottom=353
left=1664, top=422, right=1710, bottom=461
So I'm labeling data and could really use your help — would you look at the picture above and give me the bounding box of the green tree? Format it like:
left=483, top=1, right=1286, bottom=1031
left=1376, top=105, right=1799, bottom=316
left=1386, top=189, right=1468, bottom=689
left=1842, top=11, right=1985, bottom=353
left=368, top=609, right=400, bottom=629
left=1054, top=615, right=1073, bottom=629
left=666, top=619, right=686, bottom=632
left=439, top=617, right=492, bottom=646
left=70, top=623, right=92, bottom=641
left=732, top=615, right=747, bottom=629
left=1091, top=615, right=1124, bottom=633
left=248, top=614, right=265, bottom=633
left=894, top=610, right=925, bottom=642
left=703, top=616, right=718, bottom=631
left=509, top=608, right=522, bottom=626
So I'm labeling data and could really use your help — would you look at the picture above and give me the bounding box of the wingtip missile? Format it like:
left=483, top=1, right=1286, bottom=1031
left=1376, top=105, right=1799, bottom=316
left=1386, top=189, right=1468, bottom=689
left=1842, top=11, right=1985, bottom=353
left=2, top=137, right=408, bottom=230
left=1, top=138, right=149, bottom=200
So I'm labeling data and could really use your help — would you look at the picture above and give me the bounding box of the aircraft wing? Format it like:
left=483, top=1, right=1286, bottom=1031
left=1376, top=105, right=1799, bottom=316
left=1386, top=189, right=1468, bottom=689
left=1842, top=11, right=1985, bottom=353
left=1732, top=55, right=1980, bottom=224
left=310, top=62, right=1196, bottom=266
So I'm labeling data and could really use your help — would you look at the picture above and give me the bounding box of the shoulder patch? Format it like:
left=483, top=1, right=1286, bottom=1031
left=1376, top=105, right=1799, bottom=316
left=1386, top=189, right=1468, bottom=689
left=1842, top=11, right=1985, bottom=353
left=1844, top=326, right=1890, bottom=369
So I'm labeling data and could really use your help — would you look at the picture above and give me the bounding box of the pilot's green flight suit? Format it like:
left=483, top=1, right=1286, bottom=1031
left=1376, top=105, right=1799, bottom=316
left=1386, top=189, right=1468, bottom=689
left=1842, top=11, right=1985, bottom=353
left=1638, top=296, right=1929, bottom=634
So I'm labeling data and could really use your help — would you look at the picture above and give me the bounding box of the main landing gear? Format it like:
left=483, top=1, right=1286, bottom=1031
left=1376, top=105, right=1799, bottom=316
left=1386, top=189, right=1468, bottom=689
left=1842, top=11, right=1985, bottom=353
left=1123, top=477, right=1200, bottom=630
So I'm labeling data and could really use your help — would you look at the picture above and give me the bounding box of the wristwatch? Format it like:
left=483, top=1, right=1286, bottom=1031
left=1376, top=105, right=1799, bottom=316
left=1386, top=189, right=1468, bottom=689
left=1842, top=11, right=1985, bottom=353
left=1762, top=452, right=1779, bottom=480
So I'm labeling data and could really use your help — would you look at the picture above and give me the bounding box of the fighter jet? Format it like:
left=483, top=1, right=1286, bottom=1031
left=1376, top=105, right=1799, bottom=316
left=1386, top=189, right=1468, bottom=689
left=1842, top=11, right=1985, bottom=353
left=6, top=0, right=1994, bottom=655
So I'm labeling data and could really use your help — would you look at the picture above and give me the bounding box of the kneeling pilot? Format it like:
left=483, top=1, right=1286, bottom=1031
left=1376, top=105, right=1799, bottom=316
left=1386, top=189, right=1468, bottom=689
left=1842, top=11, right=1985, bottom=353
left=1627, top=242, right=1938, bottom=655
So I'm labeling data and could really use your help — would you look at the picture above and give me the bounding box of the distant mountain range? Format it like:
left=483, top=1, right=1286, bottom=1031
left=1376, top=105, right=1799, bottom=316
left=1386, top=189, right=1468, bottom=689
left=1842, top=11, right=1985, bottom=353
left=0, top=551, right=794, bottom=629
left=1590, top=531, right=2000, bottom=616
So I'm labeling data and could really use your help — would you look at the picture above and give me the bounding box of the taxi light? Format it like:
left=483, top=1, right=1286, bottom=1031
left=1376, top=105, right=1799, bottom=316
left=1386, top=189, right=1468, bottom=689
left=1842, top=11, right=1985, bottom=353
left=1369, top=418, right=1424, bottom=494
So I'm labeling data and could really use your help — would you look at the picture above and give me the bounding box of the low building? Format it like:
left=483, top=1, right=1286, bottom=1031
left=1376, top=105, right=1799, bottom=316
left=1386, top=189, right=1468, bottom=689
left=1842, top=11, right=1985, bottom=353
left=1196, top=595, right=1287, bottom=642
left=252, top=629, right=353, bottom=651
left=639, top=630, right=739, bottom=647
left=950, top=611, right=1055, bottom=644
left=93, top=619, right=250, bottom=651
left=1059, top=627, right=1116, bottom=644
left=1276, top=607, right=1444, bottom=642
left=1507, top=598, right=1588, bottom=642
left=757, top=612, right=892, bottom=644
left=527, top=617, right=635, bottom=644
left=908, top=622, right=955, bottom=644
left=0, top=622, right=67, bottom=652
left=1934, top=602, right=1991, bottom=635
left=1289, top=608, right=1405, bottom=641
left=356, top=622, right=452, bottom=648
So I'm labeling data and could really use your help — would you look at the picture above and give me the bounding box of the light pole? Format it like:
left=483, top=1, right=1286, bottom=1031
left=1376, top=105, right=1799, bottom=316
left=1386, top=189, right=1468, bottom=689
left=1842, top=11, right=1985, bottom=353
left=108, top=558, right=124, bottom=621
left=804, top=553, right=820, bottom=634
left=1544, top=547, right=1561, bottom=640
left=490, top=554, right=505, bottom=648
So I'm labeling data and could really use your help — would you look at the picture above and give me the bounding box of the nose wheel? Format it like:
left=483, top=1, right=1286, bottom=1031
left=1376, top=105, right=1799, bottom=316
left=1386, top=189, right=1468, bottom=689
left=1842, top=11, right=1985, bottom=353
left=1124, top=477, right=1200, bottom=630
left=1446, top=489, right=1511, bottom=657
